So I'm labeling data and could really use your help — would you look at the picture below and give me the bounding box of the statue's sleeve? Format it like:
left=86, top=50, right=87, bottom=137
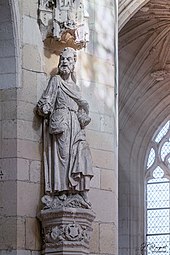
left=77, top=98, right=89, bottom=115
left=37, top=76, right=58, bottom=117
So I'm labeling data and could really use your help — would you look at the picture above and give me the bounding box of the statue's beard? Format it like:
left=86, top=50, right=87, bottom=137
left=59, top=65, right=74, bottom=76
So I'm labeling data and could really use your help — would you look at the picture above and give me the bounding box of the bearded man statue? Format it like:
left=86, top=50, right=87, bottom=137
left=37, top=47, right=93, bottom=203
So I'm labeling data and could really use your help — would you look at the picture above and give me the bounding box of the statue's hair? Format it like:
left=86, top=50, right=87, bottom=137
left=60, top=47, right=77, bottom=62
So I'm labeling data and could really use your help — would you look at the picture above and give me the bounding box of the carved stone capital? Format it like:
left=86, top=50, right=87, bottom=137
left=38, top=206, right=95, bottom=255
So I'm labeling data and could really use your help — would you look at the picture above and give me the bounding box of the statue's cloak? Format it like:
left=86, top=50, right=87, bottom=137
left=37, top=75, right=93, bottom=193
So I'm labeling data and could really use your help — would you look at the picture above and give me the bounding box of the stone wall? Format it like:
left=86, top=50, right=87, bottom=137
left=0, top=1, right=118, bottom=255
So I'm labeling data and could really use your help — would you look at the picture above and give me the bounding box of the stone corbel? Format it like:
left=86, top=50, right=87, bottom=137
left=38, top=206, right=95, bottom=255
left=38, top=0, right=89, bottom=49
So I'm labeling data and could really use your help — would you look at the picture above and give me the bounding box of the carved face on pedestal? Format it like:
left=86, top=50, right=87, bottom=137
left=58, top=48, right=77, bottom=76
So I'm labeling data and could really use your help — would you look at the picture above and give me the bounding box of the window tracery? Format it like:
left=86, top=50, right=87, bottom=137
left=145, top=120, right=170, bottom=254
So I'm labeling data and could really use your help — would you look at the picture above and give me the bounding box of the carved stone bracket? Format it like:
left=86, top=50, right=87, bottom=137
left=38, top=207, right=95, bottom=255
left=38, top=0, right=89, bottom=49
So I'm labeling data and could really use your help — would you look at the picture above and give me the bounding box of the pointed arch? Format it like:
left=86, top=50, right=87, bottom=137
left=0, top=0, right=21, bottom=89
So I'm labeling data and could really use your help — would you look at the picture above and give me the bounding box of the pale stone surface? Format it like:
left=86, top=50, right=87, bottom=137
left=22, top=0, right=38, bottom=18
left=90, top=167, right=100, bottom=189
left=77, top=53, right=115, bottom=86
left=2, top=120, right=17, bottom=139
left=87, top=112, right=101, bottom=132
left=0, top=181, right=17, bottom=216
left=31, top=252, right=40, bottom=255
left=30, top=161, right=41, bottom=183
left=26, top=218, right=41, bottom=250
left=0, top=216, right=17, bottom=249
left=89, top=222, right=100, bottom=253
left=17, top=217, right=26, bottom=249
left=0, top=57, right=16, bottom=74
left=0, top=251, right=18, bottom=255
left=91, top=148, right=115, bottom=170
left=80, top=81, right=105, bottom=114
left=17, top=120, right=40, bottom=142
left=0, top=88, right=17, bottom=102
left=0, top=102, right=2, bottom=120
left=17, top=182, right=41, bottom=217
left=0, top=39, right=15, bottom=57
left=0, top=158, right=17, bottom=181
left=86, top=129, right=115, bottom=152
left=17, top=101, right=35, bottom=121
left=23, top=16, right=43, bottom=46
left=0, top=250, right=40, bottom=255
left=89, top=189, right=117, bottom=223
left=22, top=45, right=42, bottom=72
left=100, top=114, right=115, bottom=133
left=100, top=223, right=118, bottom=254
left=17, top=158, right=30, bottom=181
left=17, top=251, right=31, bottom=255
left=0, top=73, right=16, bottom=89
left=1, top=139, right=17, bottom=158
left=101, top=169, right=116, bottom=192
left=17, top=140, right=41, bottom=161
left=2, top=101, right=17, bottom=120
left=18, top=70, right=37, bottom=103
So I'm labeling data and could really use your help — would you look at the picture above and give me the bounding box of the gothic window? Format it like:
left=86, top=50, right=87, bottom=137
left=145, top=120, right=170, bottom=254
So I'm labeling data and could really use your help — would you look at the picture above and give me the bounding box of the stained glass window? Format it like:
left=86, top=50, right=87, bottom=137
left=146, top=120, right=170, bottom=255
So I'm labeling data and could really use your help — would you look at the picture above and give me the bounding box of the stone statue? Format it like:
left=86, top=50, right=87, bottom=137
left=37, top=47, right=93, bottom=205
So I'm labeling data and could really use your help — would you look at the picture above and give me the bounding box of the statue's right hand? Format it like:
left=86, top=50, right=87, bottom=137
left=42, top=104, right=51, bottom=115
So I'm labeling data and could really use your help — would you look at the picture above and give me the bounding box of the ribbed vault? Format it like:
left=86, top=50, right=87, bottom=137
left=118, top=0, right=150, bottom=31
left=119, top=0, right=170, bottom=254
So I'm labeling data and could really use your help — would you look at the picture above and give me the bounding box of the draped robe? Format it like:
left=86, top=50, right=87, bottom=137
left=37, top=75, right=93, bottom=194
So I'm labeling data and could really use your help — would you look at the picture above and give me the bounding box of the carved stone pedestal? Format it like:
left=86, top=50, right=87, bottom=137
left=38, top=198, right=95, bottom=255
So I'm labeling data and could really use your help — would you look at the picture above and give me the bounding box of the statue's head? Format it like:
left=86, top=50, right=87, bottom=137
left=58, top=47, right=77, bottom=77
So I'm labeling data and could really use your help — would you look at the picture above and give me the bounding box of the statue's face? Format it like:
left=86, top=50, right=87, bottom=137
left=58, top=51, right=75, bottom=75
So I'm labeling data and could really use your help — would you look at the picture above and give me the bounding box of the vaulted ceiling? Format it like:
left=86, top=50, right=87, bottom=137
left=118, top=0, right=150, bottom=31
left=119, top=0, right=170, bottom=159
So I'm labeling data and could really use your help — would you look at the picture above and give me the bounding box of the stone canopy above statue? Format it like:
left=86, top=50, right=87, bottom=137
left=38, top=0, right=89, bottom=49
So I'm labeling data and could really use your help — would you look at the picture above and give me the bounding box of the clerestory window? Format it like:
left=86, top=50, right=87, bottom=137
left=145, top=120, right=170, bottom=254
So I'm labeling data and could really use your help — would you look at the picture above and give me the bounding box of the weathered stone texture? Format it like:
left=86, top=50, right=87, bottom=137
left=17, top=181, right=41, bottom=217
left=100, top=223, right=118, bottom=254
left=26, top=218, right=41, bottom=251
